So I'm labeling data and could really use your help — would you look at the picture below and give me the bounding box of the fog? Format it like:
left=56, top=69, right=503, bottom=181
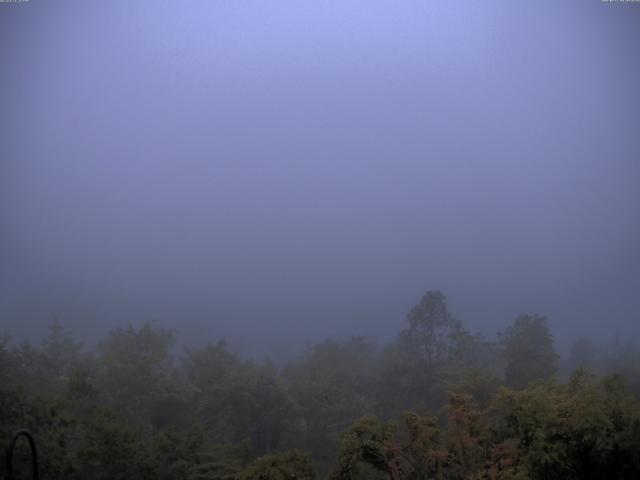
left=1, top=0, right=639, bottom=357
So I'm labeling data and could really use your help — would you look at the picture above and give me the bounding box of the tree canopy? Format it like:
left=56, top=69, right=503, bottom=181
left=2, top=291, right=639, bottom=479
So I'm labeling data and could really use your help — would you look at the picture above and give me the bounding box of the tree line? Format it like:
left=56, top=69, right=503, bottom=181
left=1, top=291, right=639, bottom=479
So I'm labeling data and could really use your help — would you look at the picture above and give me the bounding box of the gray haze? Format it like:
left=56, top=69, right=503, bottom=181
left=1, top=1, right=639, bottom=356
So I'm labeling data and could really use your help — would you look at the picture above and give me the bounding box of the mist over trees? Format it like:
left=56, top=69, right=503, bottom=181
left=2, top=0, right=639, bottom=478
left=2, top=291, right=640, bottom=479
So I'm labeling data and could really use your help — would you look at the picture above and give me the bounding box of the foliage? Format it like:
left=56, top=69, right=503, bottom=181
left=238, top=449, right=315, bottom=480
left=1, top=292, right=639, bottom=479
left=499, top=314, right=558, bottom=389
left=283, top=337, right=378, bottom=467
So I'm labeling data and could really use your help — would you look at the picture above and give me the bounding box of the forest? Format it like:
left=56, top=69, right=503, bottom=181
left=3, top=0, right=639, bottom=478
left=1, top=291, right=640, bottom=480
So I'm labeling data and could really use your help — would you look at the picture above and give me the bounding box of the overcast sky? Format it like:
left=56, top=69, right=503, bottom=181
left=1, top=0, right=639, bottom=356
